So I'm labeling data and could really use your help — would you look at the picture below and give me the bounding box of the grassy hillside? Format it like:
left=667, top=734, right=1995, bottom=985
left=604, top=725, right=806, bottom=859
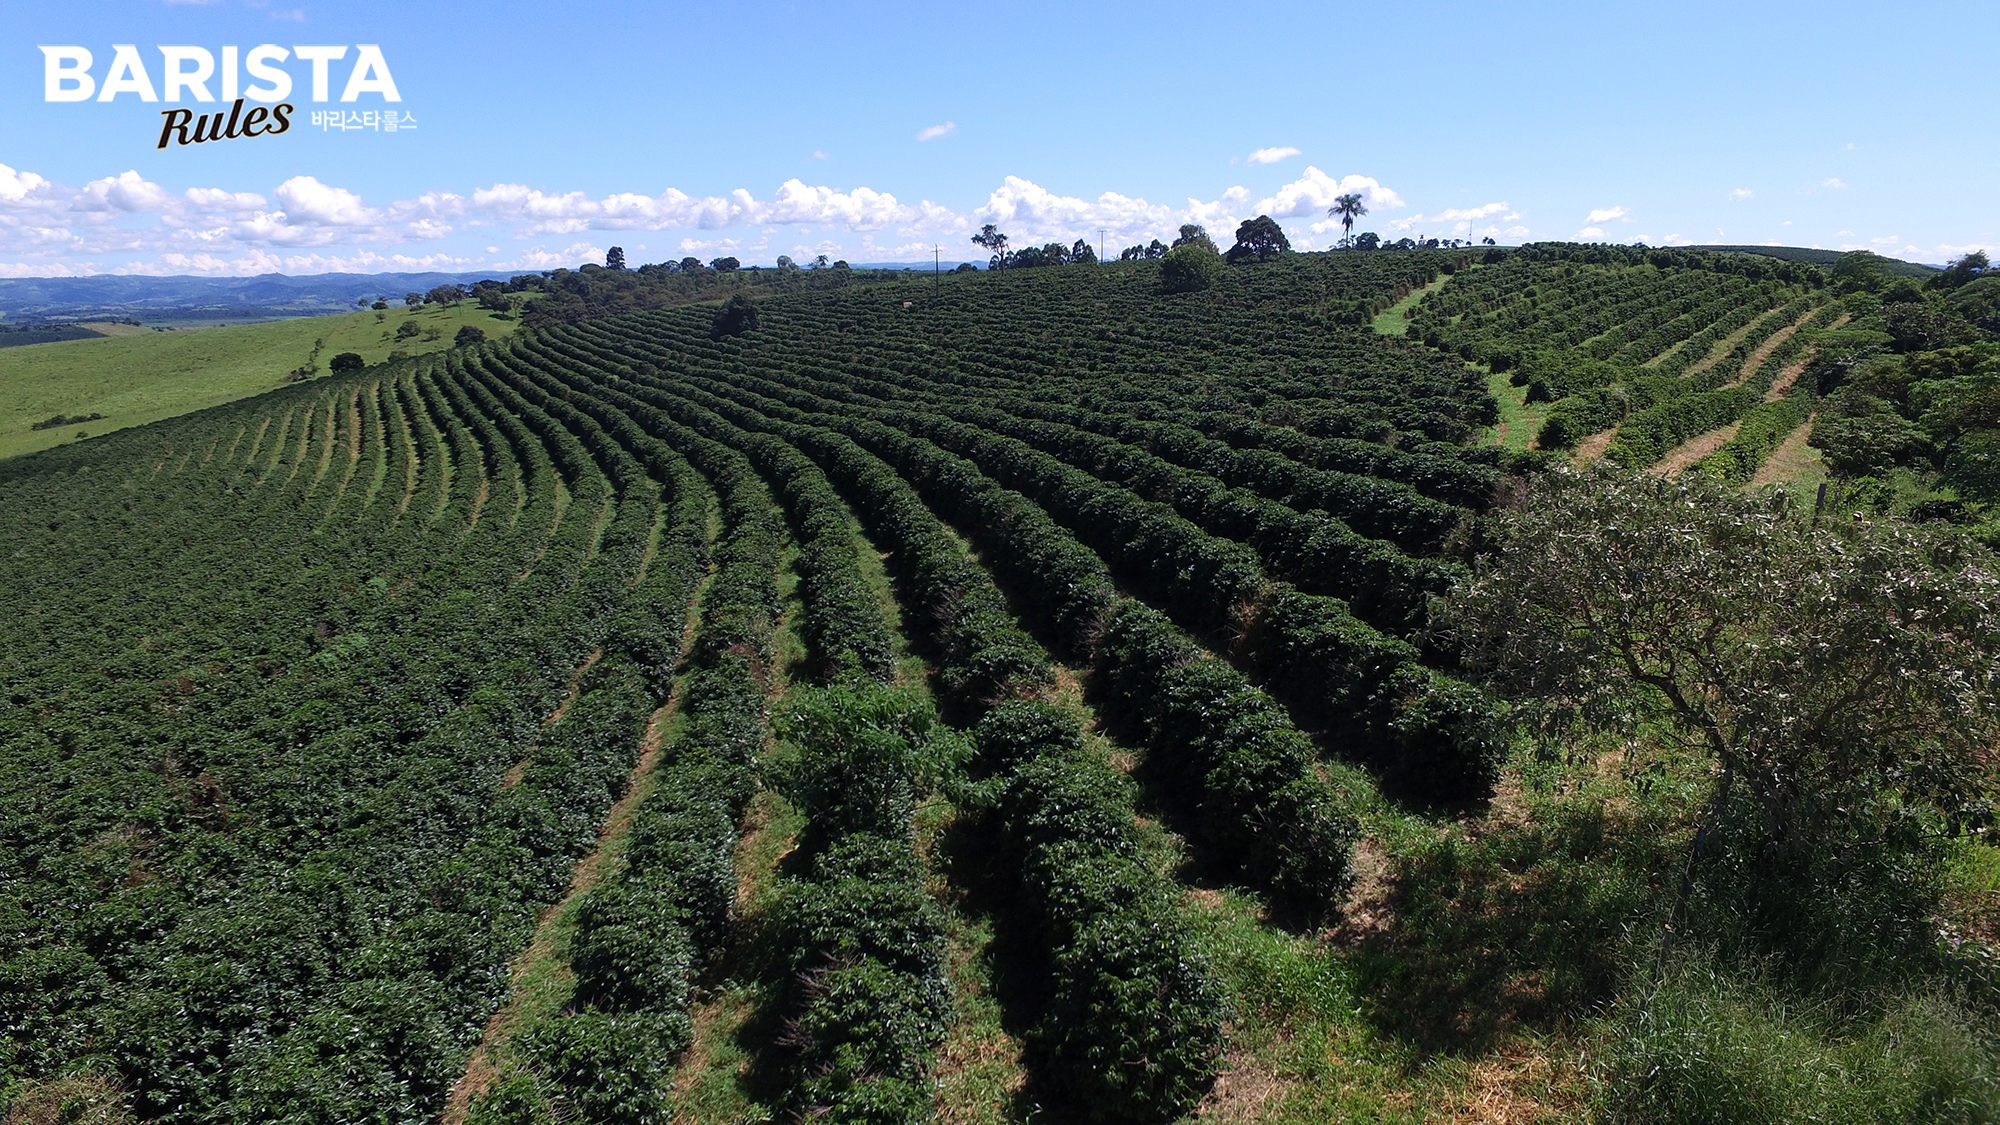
left=2, top=248, right=1994, bottom=1125
left=0, top=300, right=515, bottom=459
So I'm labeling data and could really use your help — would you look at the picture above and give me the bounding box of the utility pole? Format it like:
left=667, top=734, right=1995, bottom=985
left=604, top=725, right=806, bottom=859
left=1099, top=227, right=1106, bottom=264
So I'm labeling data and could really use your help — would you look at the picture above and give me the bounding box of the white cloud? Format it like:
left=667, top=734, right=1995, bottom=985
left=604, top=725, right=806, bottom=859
left=0, top=164, right=54, bottom=205
left=275, top=176, right=377, bottom=225
left=1253, top=167, right=1404, bottom=220
left=1247, top=146, right=1301, bottom=165
left=1377, top=203, right=1520, bottom=241
left=115, top=249, right=477, bottom=277
left=812, top=149, right=830, bottom=160
left=763, top=180, right=913, bottom=228
left=184, top=186, right=267, bottom=212
left=970, top=176, right=1291, bottom=251
left=1870, top=234, right=1901, bottom=246
left=1585, top=205, right=1629, bottom=224
left=0, top=165, right=1774, bottom=272
left=1435, top=202, right=1512, bottom=222
left=1920, top=241, right=1997, bottom=260
left=1822, top=178, right=1848, bottom=189
left=1729, top=188, right=1754, bottom=201
left=0, top=260, right=96, bottom=278
left=978, top=176, right=1167, bottom=238
left=455, top=179, right=937, bottom=236
left=916, top=121, right=956, bottom=142
left=72, top=171, right=181, bottom=215
left=495, top=242, right=606, bottom=271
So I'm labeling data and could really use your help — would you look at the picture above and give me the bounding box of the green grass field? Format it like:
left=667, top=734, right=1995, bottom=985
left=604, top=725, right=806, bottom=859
left=0, top=302, right=516, bottom=460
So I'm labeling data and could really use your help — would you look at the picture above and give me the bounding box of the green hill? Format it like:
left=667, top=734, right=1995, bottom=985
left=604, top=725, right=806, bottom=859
left=1693, top=244, right=1939, bottom=276
left=0, top=300, right=515, bottom=459
left=2, top=246, right=1993, bottom=1125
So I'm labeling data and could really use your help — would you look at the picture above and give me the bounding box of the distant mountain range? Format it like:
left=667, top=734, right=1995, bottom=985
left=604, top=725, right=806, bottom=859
left=0, top=271, right=508, bottom=323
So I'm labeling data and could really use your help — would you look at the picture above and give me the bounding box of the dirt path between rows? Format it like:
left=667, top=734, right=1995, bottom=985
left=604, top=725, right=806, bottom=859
left=1723, top=319, right=1807, bottom=389
left=442, top=578, right=710, bottom=1124
left=1650, top=422, right=1741, bottom=476
left=1750, top=417, right=1820, bottom=487
left=1762, top=313, right=1850, bottom=402
left=1572, top=427, right=1618, bottom=466
left=1681, top=308, right=1782, bottom=380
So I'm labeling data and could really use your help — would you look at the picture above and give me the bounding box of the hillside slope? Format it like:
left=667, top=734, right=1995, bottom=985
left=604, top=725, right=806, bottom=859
left=0, top=301, right=515, bottom=459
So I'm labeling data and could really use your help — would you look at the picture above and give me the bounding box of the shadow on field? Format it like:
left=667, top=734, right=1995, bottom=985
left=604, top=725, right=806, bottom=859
left=1346, top=795, right=1676, bottom=1054
left=930, top=808, right=1085, bottom=1125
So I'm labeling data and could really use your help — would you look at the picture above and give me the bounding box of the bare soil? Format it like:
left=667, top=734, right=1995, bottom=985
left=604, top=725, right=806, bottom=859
left=1571, top=428, right=1618, bottom=466
left=1650, top=422, right=1741, bottom=476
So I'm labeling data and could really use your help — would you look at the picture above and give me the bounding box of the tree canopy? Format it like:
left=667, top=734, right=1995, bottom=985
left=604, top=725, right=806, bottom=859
left=1158, top=244, right=1224, bottom=293
left=711, top=292, right=760, bottom=338
left=1439, top=468, right=2000, bottom=840
left=1329, top=193, right=1369, bottom=244
left=1171, top=224, right=1219, bottom=255
left=971, top=224, right=1011, bottom=270
left=1225, top=215, right=1291, bottom=264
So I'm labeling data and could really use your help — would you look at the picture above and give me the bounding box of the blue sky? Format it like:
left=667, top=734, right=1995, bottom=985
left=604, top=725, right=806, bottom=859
left=0, top=0, right=1992, bottom=276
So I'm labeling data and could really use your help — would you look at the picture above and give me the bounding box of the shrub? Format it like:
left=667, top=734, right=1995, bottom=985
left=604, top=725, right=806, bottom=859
left=1159, top=244, right=1225, bottom=294
left=329, top=351, right=365, bottom=373
left=979, top=715, right=1229, bottom=1123
left=1810, top=410, right=1931, bottom=477
left=517, top=1009, right=691, bottom=1125
left=567, top=883, right=695, bottom=1013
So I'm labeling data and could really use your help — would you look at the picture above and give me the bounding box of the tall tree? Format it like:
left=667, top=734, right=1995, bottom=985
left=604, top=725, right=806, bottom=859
left=1438, top=468, right=2000, bottom=844
left=1171, top=224, right=1219, bottom=254
left=1328, top=192, right=1368, bottom=245
left=1224, top=215, right=1291, bottom=263
left=605, top=246, right=627, bottom=270
left=711, top=293, right=760, bottom=338
left=971, top=224, right=1011, bottom=269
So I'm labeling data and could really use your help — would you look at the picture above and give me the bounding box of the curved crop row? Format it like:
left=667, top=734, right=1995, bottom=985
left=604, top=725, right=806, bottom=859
left=533, top=353, right=1235, bottom=1119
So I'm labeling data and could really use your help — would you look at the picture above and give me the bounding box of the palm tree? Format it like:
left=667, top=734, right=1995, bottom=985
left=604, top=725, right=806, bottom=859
left=1327, top=193, right=1368, bottom=247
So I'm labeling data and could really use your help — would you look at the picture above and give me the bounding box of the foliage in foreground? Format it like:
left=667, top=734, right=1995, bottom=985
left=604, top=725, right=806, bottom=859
left=1440, top=466, right=2000, bottom=846
left=1595, top=955, right=2000, bottom=1125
